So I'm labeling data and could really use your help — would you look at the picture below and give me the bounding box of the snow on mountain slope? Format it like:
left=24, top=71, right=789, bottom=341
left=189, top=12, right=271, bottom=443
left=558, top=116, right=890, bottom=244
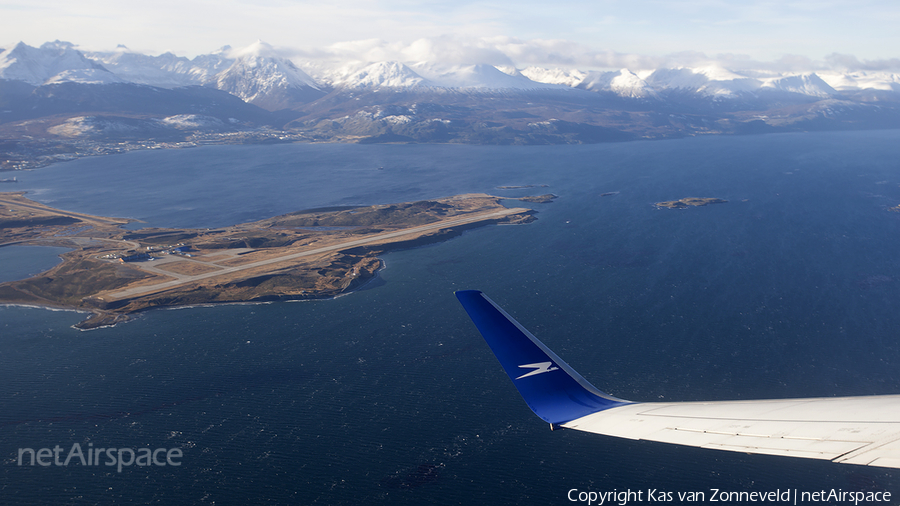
left=818, top=71, right=900, bottom=92
left=215, top=42, right=318, bottom=93
left=643, top=66, right=761, bottom=97
left=494, top=65, right=525, bottom=78
left=328, top=61, right=434, bottom=88
left=210, top=41, right=324, bottom=109
left=214, top=54, right=318, bottom=97
left=643, top=67, right=711, bottom=91
left=86, top=46, right=232, bottom=88
left=310, top=60, right=567, bottom=91
left=694, top=66, right=764, bottom=94
left=43, top=68, right=123, bottom=85
left=189, top=47, right=236, bottom=82
left=519, top=66, right=587, bottom=87
left=294, top=59, right=347, bottom=86
left=0, top=41, right=118, bottom=86
left=159, top=114, right=226, bottom=129
left=760, top=73, right=837, bottom=98
left=4, top=39, right=899, bottom=111
left=578, top=69, right=657, bottom=98
left=409, top=62, right=563, bottom=90
left=88, top=41, right=318, bottom=105
left=850, top=72, right=900, bottom=92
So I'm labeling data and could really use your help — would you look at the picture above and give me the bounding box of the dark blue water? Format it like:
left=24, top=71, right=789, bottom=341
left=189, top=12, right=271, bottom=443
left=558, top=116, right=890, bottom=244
left=3, top=131, right=900, bottom=504
left=0, top=246, right=71, bottom=283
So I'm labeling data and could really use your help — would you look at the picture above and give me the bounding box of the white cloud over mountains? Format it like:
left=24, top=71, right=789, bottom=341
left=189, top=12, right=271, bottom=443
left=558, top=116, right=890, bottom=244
left=4, top=0, right=900, bottom=67
left=254, top=36, right=900, bottom=74
left=5, top=35, right=900, bottom=78
left=6, top=34, right=900, bottom=78
left=824, top=53, right=900, bottom=72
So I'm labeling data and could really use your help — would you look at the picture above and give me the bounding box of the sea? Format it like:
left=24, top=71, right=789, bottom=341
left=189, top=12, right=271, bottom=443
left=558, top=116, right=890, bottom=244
left=2, top=131, right=900, bottom=505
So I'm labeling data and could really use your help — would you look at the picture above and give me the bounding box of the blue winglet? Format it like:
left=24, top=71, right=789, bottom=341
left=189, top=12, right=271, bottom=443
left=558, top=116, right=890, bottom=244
left=456, top=290, right=631, bottom=425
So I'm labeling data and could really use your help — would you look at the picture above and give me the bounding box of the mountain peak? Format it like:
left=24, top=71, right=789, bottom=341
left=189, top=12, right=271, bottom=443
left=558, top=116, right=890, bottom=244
left=40, top=40, right=77, bottom=53
left=231, top=40, right=278, bottom=59
left=0, top=40, right=114, bottom=86
left=578, top=69, right=657, bottom=98
left=335, top=61, right=432, bottom=89
left=761, top=72, right=837, bottom=98
left=4, top=39, right=899, bottom=113
left=410, top=62, right=559, bottom=90
left=520, top=66, right=587, bottom=87
left=212, top=46, right=322, bottom=109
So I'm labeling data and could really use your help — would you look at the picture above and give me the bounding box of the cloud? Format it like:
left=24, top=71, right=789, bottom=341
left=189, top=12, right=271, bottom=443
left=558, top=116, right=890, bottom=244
left=288, top=36, right=668, bottom=70
left=282, top=36, right=851, bottom=74
left=401, top=36, right=515, bottom=66
left=485, top=37, right=659, bottom=69
left=10, top=29, right=894, bottom=77
left=5, top=0, right=900, bottom=66
left=825, top=53, right=900, bottom=71
left=299, top=36, right=516, bottom=67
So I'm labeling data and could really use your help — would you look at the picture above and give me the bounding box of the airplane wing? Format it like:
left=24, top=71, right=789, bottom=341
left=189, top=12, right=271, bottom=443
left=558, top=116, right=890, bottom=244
left=456, top=290, right=900, bottom=469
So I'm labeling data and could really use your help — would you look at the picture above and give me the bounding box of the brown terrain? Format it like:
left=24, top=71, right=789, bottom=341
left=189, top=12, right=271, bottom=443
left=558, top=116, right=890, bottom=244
left=0, top=192, right=535, bottom=329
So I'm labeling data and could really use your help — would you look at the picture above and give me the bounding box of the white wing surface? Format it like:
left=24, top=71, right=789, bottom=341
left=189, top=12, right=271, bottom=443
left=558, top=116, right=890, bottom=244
left=564, top=396, right=900, bottom=468
left=456, top=290, right=900, bottom=468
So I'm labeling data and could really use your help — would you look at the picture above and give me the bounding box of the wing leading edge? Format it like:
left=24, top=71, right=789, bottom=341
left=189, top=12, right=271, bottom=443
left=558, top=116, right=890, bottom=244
left=455, top=290, right=900, bottom=469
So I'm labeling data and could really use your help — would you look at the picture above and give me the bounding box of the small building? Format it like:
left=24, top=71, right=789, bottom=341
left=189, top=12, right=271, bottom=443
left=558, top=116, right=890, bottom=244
left=119, top=252, right=151, bottom=262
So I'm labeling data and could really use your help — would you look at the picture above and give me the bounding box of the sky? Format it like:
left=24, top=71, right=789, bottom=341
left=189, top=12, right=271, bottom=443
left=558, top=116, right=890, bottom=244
left=2, top=0, right=900, bottom=70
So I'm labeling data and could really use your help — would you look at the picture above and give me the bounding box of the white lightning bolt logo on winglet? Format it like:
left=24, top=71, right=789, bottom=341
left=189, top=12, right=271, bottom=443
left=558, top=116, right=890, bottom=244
left=515, top=361, right=559, bottom=380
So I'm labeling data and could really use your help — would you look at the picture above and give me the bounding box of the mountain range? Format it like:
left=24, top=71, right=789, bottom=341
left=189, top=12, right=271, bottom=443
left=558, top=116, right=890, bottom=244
left=3, top=40, right=900, bottom=153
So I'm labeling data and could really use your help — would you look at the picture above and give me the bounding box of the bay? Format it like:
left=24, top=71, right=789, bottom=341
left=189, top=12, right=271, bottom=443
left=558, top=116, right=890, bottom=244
left=2, top=131, right=900, bottom=504
left=0, top=245, right=70, bottom=283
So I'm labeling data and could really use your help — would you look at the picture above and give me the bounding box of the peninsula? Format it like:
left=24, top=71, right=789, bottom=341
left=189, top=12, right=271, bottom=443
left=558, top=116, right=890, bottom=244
left=0, top=192, right=534, bottom=329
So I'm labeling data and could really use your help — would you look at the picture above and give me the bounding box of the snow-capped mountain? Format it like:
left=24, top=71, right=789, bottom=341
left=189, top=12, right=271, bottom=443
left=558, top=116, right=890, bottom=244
left=334, top=61, right=435, bottom=89
left=3, top=39, right=900, bottom=149
left=818, top=71, right=900, bottom=92
left=520, top=66, right=587, bottom=87
left=212, top=42, right=324, bottom=109
left=642, top=67, right=763, bottom=97
left=0, top=40, right=120, bottom=86
left=759, top=73, right=838, bottom=98
left=409, top=62, right=564, bottom=90
left=577, top=69, right=657, bottom=98
left=86, top=41, right=324, bottom=110
left=4, top=40, right=899, bottom=105
left=86, top=45, right=231, bottom=88
left=309, top=61, right=563, bottom=91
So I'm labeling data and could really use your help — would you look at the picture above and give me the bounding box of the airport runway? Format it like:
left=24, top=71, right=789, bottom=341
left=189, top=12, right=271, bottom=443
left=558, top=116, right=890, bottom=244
left=104, top=207, right=525, bottom=300
left=0, top=195, right=130, bottom=226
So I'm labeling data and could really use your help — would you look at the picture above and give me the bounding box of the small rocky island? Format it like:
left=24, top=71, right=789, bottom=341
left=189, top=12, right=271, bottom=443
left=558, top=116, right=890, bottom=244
left=655, top=197, right=727, bottom=209
left=0, top=192, right=534, bottom=329
left=518, top=194, right=557, bottom=204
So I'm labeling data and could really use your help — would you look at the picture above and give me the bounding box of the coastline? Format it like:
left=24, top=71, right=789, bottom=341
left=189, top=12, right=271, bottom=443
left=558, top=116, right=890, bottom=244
left=0, top=193, right=536, bottom=329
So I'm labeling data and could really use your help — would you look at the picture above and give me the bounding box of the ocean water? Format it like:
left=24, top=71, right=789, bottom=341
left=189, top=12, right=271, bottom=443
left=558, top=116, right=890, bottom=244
left=0, top=246, right=70, bottom=283
left=2, top=131, right=900, bottom=504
